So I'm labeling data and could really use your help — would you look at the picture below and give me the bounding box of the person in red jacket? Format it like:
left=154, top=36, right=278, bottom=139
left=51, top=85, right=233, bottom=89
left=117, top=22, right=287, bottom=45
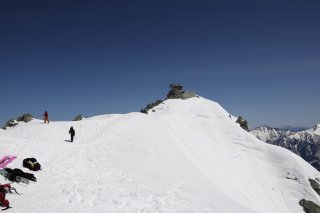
left=0, top=183, right=11, bottom=210
left=43, top=111, right=49, bottom=123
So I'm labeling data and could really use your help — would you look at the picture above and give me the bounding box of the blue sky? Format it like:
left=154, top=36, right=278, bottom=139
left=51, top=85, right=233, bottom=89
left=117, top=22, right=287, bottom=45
left=1, top=0, right=319, bottom=128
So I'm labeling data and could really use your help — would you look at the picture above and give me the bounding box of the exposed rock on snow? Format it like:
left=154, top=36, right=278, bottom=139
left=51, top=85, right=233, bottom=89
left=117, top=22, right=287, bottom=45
left=166, top=84, right=198, bottom=100
left=236, top=116, right=249, bottom=131
left=72, top=115, right=84, bottom=121
left=2, top=119, right=18, bottom=129
left=181, top=91, right=198, bottom=99
left=16, top=113, right=33, bottom=123
left=141, top=84, right=198, bottom=114
left=166, top=83, right=184, bottom=99
left=2, top=113, right=33, bottom=130
left=299, top=199, right=320, bottom=213
left=140, top=100, right=163, bottom=114
left=309, top=179, right=320, bottom=196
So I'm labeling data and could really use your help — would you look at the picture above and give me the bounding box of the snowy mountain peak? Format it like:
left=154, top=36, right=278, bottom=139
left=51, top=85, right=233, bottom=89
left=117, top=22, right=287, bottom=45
left=148, top=97, right=230, bottom=117
left=253, top=125, right=274, bottom=131
left=251, top=125, right=293, bottom=142
left=0, top=97, right=319, bottom=213
left=314, top=124, right=320, bottom=135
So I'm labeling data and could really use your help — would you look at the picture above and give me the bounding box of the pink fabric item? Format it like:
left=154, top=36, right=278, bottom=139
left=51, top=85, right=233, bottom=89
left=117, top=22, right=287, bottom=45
left=0, top=156, right=17, bottom=168
left=0, top=156, right=10, bottom=166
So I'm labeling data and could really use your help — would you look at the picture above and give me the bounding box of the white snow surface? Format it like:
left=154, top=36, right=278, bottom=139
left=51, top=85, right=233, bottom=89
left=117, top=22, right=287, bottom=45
left=0, top=97, right=319, bottom=213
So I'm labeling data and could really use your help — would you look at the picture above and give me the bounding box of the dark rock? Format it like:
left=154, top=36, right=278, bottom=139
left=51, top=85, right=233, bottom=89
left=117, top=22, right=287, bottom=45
left=167, top=84, right=184, bottom=99
left=166, top=84, right=198, bottom=100
left=141, top=84, right=198, bottom=113
left=299, top=199, right=320, bottom=213
left=169, top=84, right=183, bottom=90
left=236, top=116, right=249, bottom=132
left=2, top=113, right=32, bottom=130
left=181, top=91, right=198, bottom=99
left=2, top=119, right=18, bottom=130
left=309, top=179, right=320, bottom=196
left=140, top=100, right=163, bottom=114
left=16, top=113, right=33, bottom=122
left=73, top=115, right=84, bottom=121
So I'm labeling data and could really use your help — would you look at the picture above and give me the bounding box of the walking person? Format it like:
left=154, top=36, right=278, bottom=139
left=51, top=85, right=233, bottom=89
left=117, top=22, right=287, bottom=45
left=69, top=126, right=75, bottom=142
left=43, top=111, right=49, bottom=123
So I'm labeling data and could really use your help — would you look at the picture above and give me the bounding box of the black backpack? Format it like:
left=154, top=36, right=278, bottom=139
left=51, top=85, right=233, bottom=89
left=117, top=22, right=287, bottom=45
left=4, top=168, right=36, bottom=182
left=23, top=158, right=41, bottom=171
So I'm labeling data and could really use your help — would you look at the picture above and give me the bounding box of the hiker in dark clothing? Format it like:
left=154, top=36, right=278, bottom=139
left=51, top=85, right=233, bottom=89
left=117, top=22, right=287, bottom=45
left=69, top=126, right=75, bottom=142
left=43, top=111, right=49, bottom=123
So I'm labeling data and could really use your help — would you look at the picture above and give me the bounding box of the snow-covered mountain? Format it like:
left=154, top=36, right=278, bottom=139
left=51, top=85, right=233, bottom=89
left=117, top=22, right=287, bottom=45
left=1, top=97, right=320, bottom=213
left=251, top=124, right=320, bottom=171
left=277, top=126, right=310, bottom=132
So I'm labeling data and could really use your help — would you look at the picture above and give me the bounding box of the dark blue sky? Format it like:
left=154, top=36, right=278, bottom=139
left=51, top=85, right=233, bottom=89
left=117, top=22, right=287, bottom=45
left=1, top=0, right=319, bottom=128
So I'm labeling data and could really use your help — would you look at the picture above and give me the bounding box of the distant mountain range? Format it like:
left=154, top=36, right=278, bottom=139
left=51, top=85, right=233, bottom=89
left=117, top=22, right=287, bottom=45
left=275, top=126, right=310, bottom=131
left=251, top=124, right=320, bottom=171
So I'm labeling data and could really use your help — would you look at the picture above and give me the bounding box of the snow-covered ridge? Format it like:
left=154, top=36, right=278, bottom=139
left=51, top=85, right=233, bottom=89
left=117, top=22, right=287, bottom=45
left=250, top=125, right=294, bottom=142
left=313, top=124, right=320, bottom=135
left=0, top=97, right=319, bottom=213
left=252, top=124, right=320, bottom=142
left=251, top=124, right=320, bottom=173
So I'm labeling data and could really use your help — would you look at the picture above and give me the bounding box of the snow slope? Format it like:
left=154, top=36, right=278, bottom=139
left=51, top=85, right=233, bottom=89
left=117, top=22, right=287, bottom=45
left=251, top=124, right=320, bottom=171
left=0, top=97, right=319, bottom=213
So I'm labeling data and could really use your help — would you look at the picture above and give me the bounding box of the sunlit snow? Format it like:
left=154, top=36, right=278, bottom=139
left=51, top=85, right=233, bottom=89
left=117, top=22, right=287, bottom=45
left=0, top=97, right=319, bottom=213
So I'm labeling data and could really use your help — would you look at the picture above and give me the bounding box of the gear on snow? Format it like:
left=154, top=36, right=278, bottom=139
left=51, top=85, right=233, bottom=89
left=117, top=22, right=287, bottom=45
left=23, top=158, right=41, bottom=171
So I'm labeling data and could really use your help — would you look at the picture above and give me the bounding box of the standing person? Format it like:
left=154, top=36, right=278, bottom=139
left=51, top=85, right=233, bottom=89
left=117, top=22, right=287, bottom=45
left=43, top=111, right=49, bottom=123
left=69, top=126, right=75, bottom=142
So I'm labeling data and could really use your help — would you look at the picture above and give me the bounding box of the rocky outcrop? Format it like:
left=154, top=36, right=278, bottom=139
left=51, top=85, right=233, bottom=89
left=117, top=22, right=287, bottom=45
left=181, top=91, right=198, bottom=99
left=299, top=199, right=320, bottom=213
left=2, top=113, right=33, bottom=130
left=73, top=115, right=84, bottom=121
left=2, top=119, right=18, bottom=130
left=236, top=116, right=249, bottom=132
left=140, top=100, right=163, bottom=114
left=17, top=113, right=33, bottom=123
left=166, top=84, right=184, bottom=99
left=166, top=84, right=198, bottom=100
left=309, top=179, right=320, bottom=196
left=140, top=84, right=198, bottom=114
